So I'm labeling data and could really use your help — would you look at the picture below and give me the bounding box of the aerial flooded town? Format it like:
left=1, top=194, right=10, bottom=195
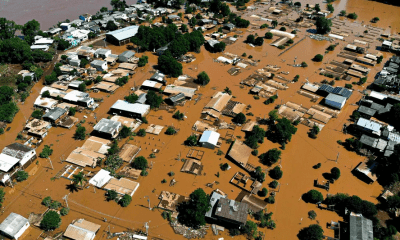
left=0, top=0, right=399, bottom=239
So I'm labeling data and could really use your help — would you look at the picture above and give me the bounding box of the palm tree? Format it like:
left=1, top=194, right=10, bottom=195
left=72, top=172, right=87, bottom=189
left=272, top=20, right=278, bottom=29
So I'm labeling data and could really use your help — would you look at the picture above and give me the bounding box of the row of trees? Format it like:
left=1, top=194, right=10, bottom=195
left=0, top=86, right=19, bottom=122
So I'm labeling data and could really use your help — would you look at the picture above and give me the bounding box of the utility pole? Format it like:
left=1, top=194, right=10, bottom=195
left=145, top=222, right=149, bottom=235
left=63, top=194, right=70, bottom=208
left=48, top=157, right=54, bottom=170
left=336, top=152, right=340, bottom=163
left=144, top=196, right=151, bottom=210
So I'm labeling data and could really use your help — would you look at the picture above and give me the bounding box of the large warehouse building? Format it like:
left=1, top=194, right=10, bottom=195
left=105, top=26, right=139, bottom=46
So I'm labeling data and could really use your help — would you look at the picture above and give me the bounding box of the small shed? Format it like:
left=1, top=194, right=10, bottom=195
left=90, top=60, right=108, bottom=71
left=199, top=130, right=220, bottom=149
left=0, top=213, right=30, bottom=240
left=118, top=51, right=135, bottom=62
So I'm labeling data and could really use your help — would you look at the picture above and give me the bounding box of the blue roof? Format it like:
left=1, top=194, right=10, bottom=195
left=332, top=87, right=353, bottom=99
left=319, top=84, right=334, bottom=93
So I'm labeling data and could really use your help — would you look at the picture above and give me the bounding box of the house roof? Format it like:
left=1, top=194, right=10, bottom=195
left=43, top=107, right=67, bottom=121
left=214, top=198, right=249, bottom=225
left=205, top=92, right=232, bottom=112
left=142, top=80, right=162, bottom=89
left=0, top=154, right=20, bottom=172
left=357, top=106, right=376, bottom=117
left=106, top=26, right=139, bottom=41
left=199, top=130, right=220, bottom=146
left=227, top=140, right=252, bottom=166
left=360, top=134, right=378, bottom=147
left=205, top=192, right=226, bottom=218
left=349, top=213, right=373, bottom=240
left=80, top=136, right=111, bottom=154
left=118, top=144, right=141, bottom=162
left=163, top=85, right=197, bottom=98
left=357, top=118, right=382, bottom=132
left=103, top=178, right=139, bottom=196
left=111, top=100, right=150, bottom=115
left=119, top=50, right=135, bottom=58
left=91, top=60, right=106, bottom=66
left=0, top=213, right=29, bottom=237
left=2, top=143, right=34, bottom=160
left=89, top=169, right=112, bottom=188
left=332, top=87, right=353, bottom=99
left=64, top=219, right=101, bottom=240
left=93, top=118, right=121, bottom=134
left=325, top=93, right=346, bottom=104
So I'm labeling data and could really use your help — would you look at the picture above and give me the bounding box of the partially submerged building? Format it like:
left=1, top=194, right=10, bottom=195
left=349, top=212, right=373, bottom=240
left=0, top=143, right=36, bottom=185
left=0, top=213, right=30, bottom=240
left=103, top=177, right=140, bottom=197
left=106, top=26, right=139, bottom=45
left=199, top=130, right=220, bottom=149
left=92, top=118, right=122, bottom=139
left=64, top=219, right=101, bottom=240
left=110, top=100, right=150, bottom=118
left=227, top=140, right=252, bottom=168
left=118, top=144, right=141, bottom=163
left=180, top=159, right=203, bottom=175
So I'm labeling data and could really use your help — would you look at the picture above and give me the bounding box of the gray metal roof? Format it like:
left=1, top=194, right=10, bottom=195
left=119, top=51, right=135, bottom=58
left=91, top=60, right=106, bottom=67
left=136, top=93, right=147, bottom=104
left=168, top=93, right=185, bottom=103
left=43, top=107, right=67, bottom=121
left=93, top=118, right=121, bottom=134
left=357, top=106, right=376, bottom=117
left=205, top=192, right=226, bottom=218
left=0, top=213, right=29, bottom=238
left=214, top=198, right=249, bottom=225
left=319, top=84, right=334, bottom=93
left=349, top=213, right=373, bottom=240
left=106, top=25, right=139, bottom=41
left=360, top=134, right=377, bottom=147
left=2, top=143, right=34, bottom=160
left=325, top=93, right=346, bottom=104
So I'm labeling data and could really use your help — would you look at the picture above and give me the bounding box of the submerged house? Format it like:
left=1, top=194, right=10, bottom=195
left=199, top=130, right=220, bottom=149
left=92, top=118, right=122, bottom=139
left=0, top=143, right=36, bottom=185
left=106, top=26, right=139, bottom=45
left=0, top=213, right=30, bottom=240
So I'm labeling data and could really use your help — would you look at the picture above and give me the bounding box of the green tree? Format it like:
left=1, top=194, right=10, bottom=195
left=327, top=4, right=334, bottom=13
left=0, top=37, right=33, bottom=63
left=72, top=172, right=87, bottom=188
left=137, top=129, right=146, bottom=137
left=371, top=17, right=380, bottom=23
left=185, top=134, right=198, bottom=146
left=0, top=18, right=21, bottom=40
left=173, top=110, right=184, bottom=120
left=254, top=37, right=264, bottom=46
left=260, top=148, right=281, bottom=166
left=42, top=196, right=52, bottom=207
left=267, top=117, right=297, bottom=145
left=331, top=167, right=340, bottom=180
left=314, top=4, right=321, bottom=12
left=39, top=145, right=53, bottom=158
left=138, top=55, right=148, bottom=67
left=60, top=207, right=70, bottom=216
left=74, top=126, right=86, bottom=140
left=195, top=71, right=210, bottom=86
left=106, top=20, right=118, bottom=31
left=253, top=166, right=265, bottom=182
left=57, top=39, right=70, bottom=50
left=232, top=113, right=246, bottom=124
left=177, top=188, right=211, bottom=229
left=309, top=125, right=320, bottom=139
left=246, top=34, right=255, bottom=44
left=106, top=190, right=118, bottom=201
left=165, top=127, right=177, bottom=135
left=315, top=17, right=332, bottom=34
left=80, top=58, right=89, bottom=68
left=269, top=166, right=283, bottom=180
left=313, top=54, right=324, bottom=62
left=40, top=211, right=61, bottom=231
left=303, top=190, right=324, bottom=203
left=119, top=126, right=131, bottom=138
left=158, top=51, right=182, bottom=77
left=146, top=90, right=163, bottom=109
left=119, top=194, right=132, bottom=207
left=22, top=19, right=40, bottom=45
left=259, top=187, right=268, bottom=197
left=340, top=10, right=346, bottom=16
left=15, top=171, right=28, bottom=182
left=298, top=224, right=324, bottom=240
left=49, top=201, right=61, bottom=210
left=69, top=107, right=76, bottom=116
left=271, top=20, right=278, bottom=28
left=347, top=12, right=358, bottom=20
left=132, top=156, right=148, bottom=170
left=31, top=110, right=43, bottom=119
left=241, top=220, right=258, bottom=238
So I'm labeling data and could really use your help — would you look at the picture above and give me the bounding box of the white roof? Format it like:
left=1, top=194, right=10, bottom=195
left=0, top=153, right=20, bottom=172
left=328, top=34, right=344, bottom=40
left=0, top=213, right=29, bottom=238
left=217, top=56, right=233, bottom=64
left=111, top=100, right=150, bottom=115
left=199, top=130, right=220, bottom=146
left=34, top=38, right=54, bottom=45
left=383, top=40, right=392, bottom=46
left=106, top=26, right=139, bottom=41
left=142, top=80, right=160, bottom=88
left=34, top=96, right=58, bottom=109
left=270, top=30, right=295, bottom=39
left=357, top=118, right=382, bottom=132
left=89, top=169, right=112, bottom=188
left=369, top=91, right=387, bottom=100
left=30, top=45, right=49, bottom=50
left=64, top=90, right=90, bottom=102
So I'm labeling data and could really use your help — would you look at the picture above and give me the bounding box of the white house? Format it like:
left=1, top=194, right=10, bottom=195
left=90, top=60, right=108, bottom=71
left=0, top=143, right=36, bottom=184
left=199, top=130, right=220, bottom=149
left=89, top=169, right=112, bottom=188
left=0, top=213, right=30, bottom=240
left=94, top=48, right=112, bottom=59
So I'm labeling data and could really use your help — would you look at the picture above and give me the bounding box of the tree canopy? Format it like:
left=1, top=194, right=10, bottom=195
left=232, top=113, right=246, bottom=124
left=177, top=188, right=211, bottom=229
left=195, top=71, right=210, bottom=86
left=158, top=50, right=182, bottom=77
left=269, top=166, right=283, bottom=180
left=40, top=211, right=61, bottom=231
left=132, top=156, right=148, bottom=170
left=267, top=117, right=297, bottom=145
left=303, top=190, right=324, bottom=203
left=145, top=90, right=163, bottom=109
left=244, top=125, right=266, bottom=149
left=298, top=224, right=324, bottom=240
left=315, top=17, right=332, bottom=34
left=260, top=148, right=281, bottom=166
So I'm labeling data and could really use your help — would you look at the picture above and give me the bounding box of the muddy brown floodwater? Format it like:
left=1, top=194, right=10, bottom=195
left=0, top=0, right=399, bottom=239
